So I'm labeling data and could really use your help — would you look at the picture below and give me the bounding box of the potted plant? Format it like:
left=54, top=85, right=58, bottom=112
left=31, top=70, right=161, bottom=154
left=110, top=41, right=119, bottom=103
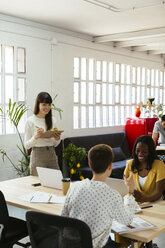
left=137, top=99, right=163, bottom=118
left=62, top=143, right=87, bottom=181
left=0, top=99, right=30, bottom=176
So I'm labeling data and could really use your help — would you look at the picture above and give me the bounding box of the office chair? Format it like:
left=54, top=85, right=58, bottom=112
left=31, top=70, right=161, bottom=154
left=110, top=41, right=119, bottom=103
left=0, top=190, right=30, bottom=248
left=26, top=211, right=93, bottom=248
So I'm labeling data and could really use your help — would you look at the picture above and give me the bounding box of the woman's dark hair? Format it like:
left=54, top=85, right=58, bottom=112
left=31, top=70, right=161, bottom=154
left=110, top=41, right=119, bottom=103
left=34, top=92, right=52, bottom=130
left=88, top=144, right=114, bottom=174
left=131, top=135, right=158, bottom=172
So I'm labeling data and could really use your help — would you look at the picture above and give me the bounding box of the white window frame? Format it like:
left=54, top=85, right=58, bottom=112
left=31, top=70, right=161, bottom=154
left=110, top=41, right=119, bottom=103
left=73, top=57, right=165, bottom=129
left=0, top=44, right=27, bottom=134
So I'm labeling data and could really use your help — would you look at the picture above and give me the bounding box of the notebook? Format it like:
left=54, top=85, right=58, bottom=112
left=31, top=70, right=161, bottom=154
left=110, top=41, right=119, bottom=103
left=36, top=167, right=63, bottom=189
left=105, top=178, right=128, bottom=197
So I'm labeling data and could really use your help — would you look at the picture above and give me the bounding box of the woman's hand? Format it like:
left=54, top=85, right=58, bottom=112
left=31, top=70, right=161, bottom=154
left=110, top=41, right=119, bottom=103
left=34, top=128, right=44, bottom=139
left=53, top=133, right=61, bottom=141
left=133, top=190, right=147, bottom=203
left=124, top=172, right=135, bottom=194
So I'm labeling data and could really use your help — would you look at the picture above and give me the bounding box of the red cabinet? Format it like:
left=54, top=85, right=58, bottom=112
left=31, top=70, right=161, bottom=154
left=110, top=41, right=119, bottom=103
left=125, top=117, right=158, bottom=154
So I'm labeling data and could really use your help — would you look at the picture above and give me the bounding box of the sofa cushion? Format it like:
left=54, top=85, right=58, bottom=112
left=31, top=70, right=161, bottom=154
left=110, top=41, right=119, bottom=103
left=112, top=147, right=126, bottom=162
left=64, top=131, right=130, bottom=158
left=63, top=131, right=131, bottom=179
left=80, top=158, right=131, bottom=179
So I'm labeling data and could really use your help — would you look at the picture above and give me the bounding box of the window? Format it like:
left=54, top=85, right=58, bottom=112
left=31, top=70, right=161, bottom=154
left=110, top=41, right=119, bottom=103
left=73, top=57, right=165, bottom=129
left=0, top=45, right=26, bottom=134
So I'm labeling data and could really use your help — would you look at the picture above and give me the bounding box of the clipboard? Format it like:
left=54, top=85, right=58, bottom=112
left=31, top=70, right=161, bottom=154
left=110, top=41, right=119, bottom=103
left=40, top=130, right=64, bottom=138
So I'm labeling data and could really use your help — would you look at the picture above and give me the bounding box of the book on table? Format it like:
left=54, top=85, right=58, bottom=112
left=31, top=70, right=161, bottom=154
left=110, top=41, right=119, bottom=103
left=19, top=191, right=66, bottom=204
left=111, top=217, right=156, bottom=234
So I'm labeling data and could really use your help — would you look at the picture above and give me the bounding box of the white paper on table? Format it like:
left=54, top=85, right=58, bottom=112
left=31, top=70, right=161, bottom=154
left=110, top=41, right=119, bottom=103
left=18, top=191, right=66, bottom=204
left=30, top=192, right=52, bottom=203
left=50, top=195, right=66, bottom=204
left=156, top=145, right=165, bottom=150
left=111, top=217, right=156, bottom=234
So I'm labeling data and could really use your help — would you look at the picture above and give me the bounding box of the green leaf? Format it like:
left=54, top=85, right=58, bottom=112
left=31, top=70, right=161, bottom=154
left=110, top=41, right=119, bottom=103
left=1, top=99, right=30, bottom=176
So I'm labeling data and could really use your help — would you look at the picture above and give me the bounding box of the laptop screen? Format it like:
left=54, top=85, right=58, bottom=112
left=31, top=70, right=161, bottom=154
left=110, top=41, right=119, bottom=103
left=105, top=178, right=128, bottom=197
left=36, top=167, right=63, bottom=190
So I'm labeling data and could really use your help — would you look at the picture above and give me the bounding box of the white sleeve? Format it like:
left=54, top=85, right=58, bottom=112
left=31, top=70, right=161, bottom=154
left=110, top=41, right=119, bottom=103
left=53, top=138, right=61, bottom=147
left=61, top=188, right=72, bottom=217
left=61, top=197, right=69, bottom=216
left=24, top=120, right=37, bottom=149
left=113, top=193, right=136, bottom=226
left=153, top=121, right=160, bottom=133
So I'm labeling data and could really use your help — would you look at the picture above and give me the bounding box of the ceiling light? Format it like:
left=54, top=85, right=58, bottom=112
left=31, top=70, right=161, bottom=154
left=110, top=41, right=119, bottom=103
left=83, top=0, right=165, bottom=12
left=83, top=0, right=121, bottom=12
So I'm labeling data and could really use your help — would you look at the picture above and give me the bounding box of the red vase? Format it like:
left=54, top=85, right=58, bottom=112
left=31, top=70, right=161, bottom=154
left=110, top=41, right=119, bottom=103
left=135, top=107, right=141, bottom=117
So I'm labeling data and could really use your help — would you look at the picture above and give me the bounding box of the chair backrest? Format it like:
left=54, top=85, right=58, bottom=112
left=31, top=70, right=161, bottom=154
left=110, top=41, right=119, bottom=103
left=0, top=191, right=9, bottom=226
left=26, top=211, right=93, bottom=248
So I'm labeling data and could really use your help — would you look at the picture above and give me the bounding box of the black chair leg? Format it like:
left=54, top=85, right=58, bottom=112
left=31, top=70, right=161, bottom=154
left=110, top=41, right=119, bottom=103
left=146, top=241, right=152, bottom=248
left=15, top=241, right=31, bottom=247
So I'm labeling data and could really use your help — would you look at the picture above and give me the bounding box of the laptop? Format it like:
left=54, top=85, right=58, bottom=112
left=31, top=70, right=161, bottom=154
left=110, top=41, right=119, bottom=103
left=36, top=167, right=63, bottom=189
left=105, top=178, right=128, bottom=197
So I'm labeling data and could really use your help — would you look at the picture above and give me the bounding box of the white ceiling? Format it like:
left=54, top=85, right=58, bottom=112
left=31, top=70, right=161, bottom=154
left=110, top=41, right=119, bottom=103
left=0, top=0, right=165, bottom=56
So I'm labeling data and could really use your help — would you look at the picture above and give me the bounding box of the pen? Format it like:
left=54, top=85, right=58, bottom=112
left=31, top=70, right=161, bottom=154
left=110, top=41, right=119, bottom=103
left=48, top=195, right=52, bottom=202
left=30, top=196, right=34, bottom=202
left=141, top=205, right=153, bottom=209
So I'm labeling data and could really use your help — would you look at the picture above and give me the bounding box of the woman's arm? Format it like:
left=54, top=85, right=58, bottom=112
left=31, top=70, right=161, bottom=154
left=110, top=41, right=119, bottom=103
left=152, top=132, right=158, bottom=146
left=24, top=120, right=43, bottom=149
left=134, top=179, right=165, bottom=202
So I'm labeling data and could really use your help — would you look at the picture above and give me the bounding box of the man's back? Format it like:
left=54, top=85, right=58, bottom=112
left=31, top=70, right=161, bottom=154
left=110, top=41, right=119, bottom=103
left=61, top=179, right=134, bottom=248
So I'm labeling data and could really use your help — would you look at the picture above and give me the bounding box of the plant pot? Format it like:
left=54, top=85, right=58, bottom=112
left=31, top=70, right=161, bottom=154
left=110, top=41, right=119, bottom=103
left=135, top=107, right=141, bottom=117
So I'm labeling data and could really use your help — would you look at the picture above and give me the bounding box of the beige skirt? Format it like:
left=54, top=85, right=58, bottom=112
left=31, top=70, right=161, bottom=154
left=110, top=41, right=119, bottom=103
left=30, top=146, right=59, bottom=176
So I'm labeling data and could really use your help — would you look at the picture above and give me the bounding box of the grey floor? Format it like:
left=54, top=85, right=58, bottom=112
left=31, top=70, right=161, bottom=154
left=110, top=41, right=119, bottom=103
left=9, top=205, right=165, bottom=248
left=13, top=234, right=165, bottom=248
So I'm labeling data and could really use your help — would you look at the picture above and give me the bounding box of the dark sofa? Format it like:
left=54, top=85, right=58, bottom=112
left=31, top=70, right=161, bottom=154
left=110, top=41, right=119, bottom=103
left=63, top=131, right=131, bottom=179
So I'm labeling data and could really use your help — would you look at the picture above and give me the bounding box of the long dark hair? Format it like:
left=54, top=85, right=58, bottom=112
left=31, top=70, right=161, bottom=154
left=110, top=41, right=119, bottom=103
left=34, top=92, right=52, bottom=130
left=131, top=135, right=158, bottom=172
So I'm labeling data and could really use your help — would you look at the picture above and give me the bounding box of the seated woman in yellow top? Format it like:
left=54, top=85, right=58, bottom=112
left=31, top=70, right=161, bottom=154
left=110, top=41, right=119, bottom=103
left=124, top=135, right=165, bottom=203
left=117, top=135, right=165, bottom=247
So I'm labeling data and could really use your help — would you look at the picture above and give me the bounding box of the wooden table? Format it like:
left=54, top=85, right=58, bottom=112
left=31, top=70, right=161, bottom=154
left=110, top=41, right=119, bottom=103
left=0, top=176, right=165, bottom=247
left=0, top=176, right=63, bottom=215
left=121, top=201, right=165, bottom=247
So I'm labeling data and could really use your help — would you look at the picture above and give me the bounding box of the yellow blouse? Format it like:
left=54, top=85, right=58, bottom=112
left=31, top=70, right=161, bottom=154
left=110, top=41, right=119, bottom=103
left=124, top=159, right=165, bottom=196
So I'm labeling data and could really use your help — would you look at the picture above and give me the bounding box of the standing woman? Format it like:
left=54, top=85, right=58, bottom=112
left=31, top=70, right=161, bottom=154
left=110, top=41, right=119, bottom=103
left=24, top=92, right=61, bottom=176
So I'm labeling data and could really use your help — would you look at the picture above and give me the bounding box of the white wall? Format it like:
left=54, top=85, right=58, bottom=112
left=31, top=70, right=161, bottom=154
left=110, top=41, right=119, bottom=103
left=0, top=14, right=164, bottom=180
left=52, top=42, right=164, bottom=138
left=0, top=15, right=52, bottom=180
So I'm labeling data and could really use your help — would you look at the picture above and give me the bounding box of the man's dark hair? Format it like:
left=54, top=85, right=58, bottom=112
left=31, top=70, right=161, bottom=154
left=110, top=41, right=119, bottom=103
left=131, top=135, right=158, bottom=172
left=88, top=144, right=114, bottom=174
left=161, top=115, right=165, bottom=122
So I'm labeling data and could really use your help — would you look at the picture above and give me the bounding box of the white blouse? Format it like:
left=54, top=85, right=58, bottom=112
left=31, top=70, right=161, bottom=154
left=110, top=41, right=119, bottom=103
left=61, top=179, right=136, bottom=248
left=138, top=175, right=147, bottom=188
left=24, top=115, right=61, bottom=149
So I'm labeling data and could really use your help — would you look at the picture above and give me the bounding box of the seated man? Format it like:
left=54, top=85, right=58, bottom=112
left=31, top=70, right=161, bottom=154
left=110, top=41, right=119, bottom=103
left=61, top=144, right=136, bottom=248
left=152, top=115, right=165, bottom=163
left=152, top=115, right=165, bottom=145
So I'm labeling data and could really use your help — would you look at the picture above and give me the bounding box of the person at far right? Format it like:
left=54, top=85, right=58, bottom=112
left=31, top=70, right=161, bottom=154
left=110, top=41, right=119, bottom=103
left=152, top=114, right=165, bottom=145
left=124, top=135, right=165, bottom=203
